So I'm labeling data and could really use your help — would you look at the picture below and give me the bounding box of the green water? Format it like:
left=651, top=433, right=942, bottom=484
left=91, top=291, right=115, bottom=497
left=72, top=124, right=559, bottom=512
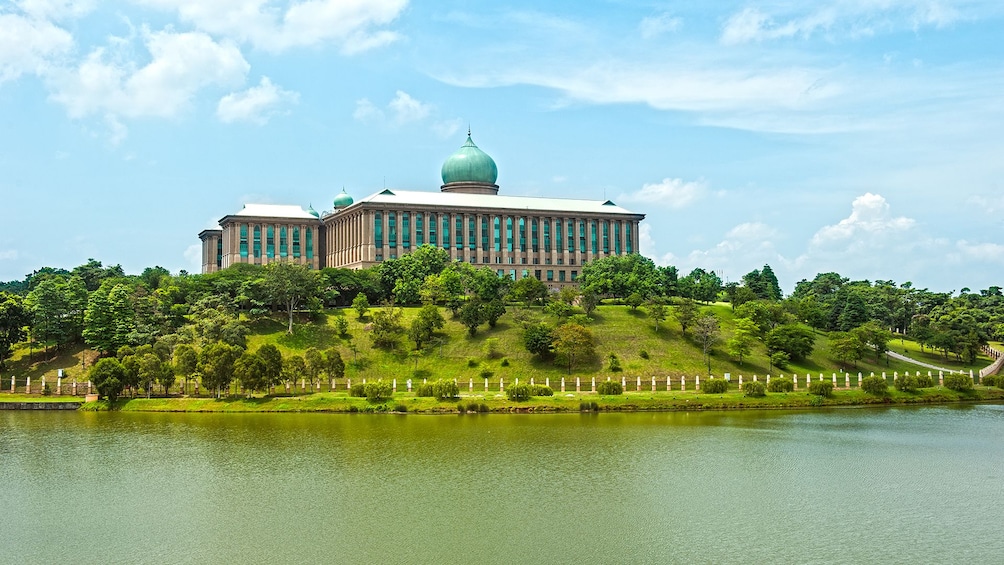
left=2, top=405, right=1003, bottom=564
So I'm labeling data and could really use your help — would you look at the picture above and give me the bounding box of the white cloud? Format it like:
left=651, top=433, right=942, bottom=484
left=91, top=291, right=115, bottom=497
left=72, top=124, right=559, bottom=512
left=811, top=193, right=915, bottom=246
left=0, top=249, right=18, bottom=260
left=353, top=98, right=382, bottom=123
left=639, top=13, right=681, bottom=39
left=183, top=243, right=202, bottom=270
left=217, top=76, right=299, bottom=124
left=134, top=0, right=407, bottom=54
left=619, top=178, right=706, bottom=208
left=15, top=0, right=95, bottom=20
left=48, top=29, right=249, bottom=120
left=721, top=7, right=835, bottom=45
left=388, top=90, right=430, bottom=124
left=683, top=222, right=783, bottom=275
left=431, top=117, right=462, bottom=139
left=953, top=240, right=1004, bottom=262
left=0, top=13, right=73, bottom=82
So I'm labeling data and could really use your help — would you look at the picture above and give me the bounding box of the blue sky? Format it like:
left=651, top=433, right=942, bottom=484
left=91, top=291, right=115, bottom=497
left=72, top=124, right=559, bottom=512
left=1, top=0, right=1002, bottom=294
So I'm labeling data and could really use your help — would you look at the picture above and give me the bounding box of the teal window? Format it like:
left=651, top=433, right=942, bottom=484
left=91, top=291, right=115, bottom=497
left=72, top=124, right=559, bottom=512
left=416, top=213, right=424, bottom=246
left=603, top=221, right=609, bottom=253
left=468, top=216, right=476, bottom=250
left=531, top=219, right=538, bottom=252
left=568, top=220, right=575, bottom=253
left=506, top=217, right=514, bottom=252
left=374, top=212, right=383, bottom=247
left=493, top=216, right=501, bottom=252
left=590, top=221, right=598, bottom=254
left=216, top=238, right=223, bottom=267
left=429, top=213, right=437, bottom=246
left=546, top=270, right=554, bottom=281
left=543, top=220, right=551, bottom=252
left=388, top=213, right=397, bottom=247
left=555, top=220, right=562, bottom=252
left=267, top=226, right=275, bottom=258
left=614, top=222, right=621, bottom=254
left=571, top=270, right=578, bottom=281
left=626, top=223, right=633, bottom=253
left=240, top=224, right=249, bottom=258
left=559, top=270, right=566, bottom=282
left=280, top=227, right=288, bottom=257
left=402, top=213, right=410, bottom=249
left=455, top=216, right=463, bottom=249
left=292, top=227, right=301, bottom=258
left=253, top=226, right=261, bottom=258
left=579, top=221, right=586, bottom=253
left=306, top=228, right=313, bottom=259
left=481, top=216, right=489, bottom=251
left=442, top=215, right=450, bottom=249
left=534, top=269, right=541, bottom=280
left=519, top=218, right=526, bottom=252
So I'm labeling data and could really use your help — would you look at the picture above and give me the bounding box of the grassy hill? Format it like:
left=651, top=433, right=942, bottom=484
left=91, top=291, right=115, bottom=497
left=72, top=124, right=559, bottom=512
left=4, top=302, right=994, bottom=390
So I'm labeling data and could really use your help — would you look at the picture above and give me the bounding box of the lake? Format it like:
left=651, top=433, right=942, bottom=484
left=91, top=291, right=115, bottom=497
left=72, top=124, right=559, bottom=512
left=2, top=405, right=1003, bottom=563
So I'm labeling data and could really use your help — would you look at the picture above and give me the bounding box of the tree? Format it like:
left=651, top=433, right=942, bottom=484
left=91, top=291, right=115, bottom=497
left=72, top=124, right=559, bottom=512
left=282, top=355, right=307, bottom=391
left=233, top=351, right=269, bottom=396
left=323, top=347, right=345, bottom=380
left=458, top=299, right=486, bottom=336
left=333, top=316, right=349, bottom=338
left=674, top=298, right=698, bottom=335
left=379, top=245, right=451, bottom=304
left=829, top=331, right=866, bottom=369
left=370, top=306, right=405, bottom=349
left=198, top=342, right=241, bottom=398
left=508, top=276, right=548, bottom=307
left=89, top=357, right=128, bottom=403
left=256, top=344, right=283, bottom=389
left=409, top=304, right=445, bottom=349
left=304, top=347, right=324, bottom=390
left=579, top=254, right=659, bottom=299
left=0, top=291, right=30, bottom=371
left=625, top=292, right=644, bottom=311
left=579, top=290, right=599, bottom=316
left=136, top=352, right=171, bottom=397
left=765, top=324, right=815, bottom=361
left=173, top=344, right=198, bottom=394
left=523, top=323, right=554, bottom=357
left=694, top=314, right=721, bottom=374
left=552, top=322, right=595, bottom=373
left=484, top=298, right=506, bottom=328
left=852, top=320, right=893, bottom=364
left=647, top=298, right=667, bottom=331
left=352, top=293, right=370, bottom=320
left=263, top=261, right=321, bottom=334
left=727, top=317, right=759, bottom=366
left=25, top=277, right=71, bottom=358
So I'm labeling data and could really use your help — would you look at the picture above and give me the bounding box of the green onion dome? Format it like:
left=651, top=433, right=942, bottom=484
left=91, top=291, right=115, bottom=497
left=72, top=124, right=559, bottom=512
left=333, top=189, right=354, bottom=209
left=441, top=135, right=498, bottom=186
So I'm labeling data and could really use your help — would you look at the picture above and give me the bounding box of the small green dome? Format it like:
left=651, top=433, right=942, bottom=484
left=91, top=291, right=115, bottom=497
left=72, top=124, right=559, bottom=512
left=441, top=135, right=498, bottom=185
left=333, top=189, right=353, bottom=209
left=307, top=204, right=319, bottom=218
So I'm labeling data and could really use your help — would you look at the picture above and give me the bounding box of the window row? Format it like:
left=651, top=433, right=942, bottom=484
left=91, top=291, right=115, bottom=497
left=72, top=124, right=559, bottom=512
left=238, top=225, right=314, bottom=260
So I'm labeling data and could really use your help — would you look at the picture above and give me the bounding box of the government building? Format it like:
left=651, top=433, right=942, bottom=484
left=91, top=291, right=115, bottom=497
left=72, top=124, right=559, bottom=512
left=198, top=134, right=645, bottom=287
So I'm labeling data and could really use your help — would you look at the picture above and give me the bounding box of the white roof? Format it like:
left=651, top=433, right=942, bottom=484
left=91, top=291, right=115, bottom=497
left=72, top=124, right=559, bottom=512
left=349, top=189, right=641, bottom=216
left=232, top=203, right=316, bottom=220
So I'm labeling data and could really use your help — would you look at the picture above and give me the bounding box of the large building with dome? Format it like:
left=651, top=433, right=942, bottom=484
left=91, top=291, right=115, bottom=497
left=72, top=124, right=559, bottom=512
left=198, top=134, right=645, bottom=287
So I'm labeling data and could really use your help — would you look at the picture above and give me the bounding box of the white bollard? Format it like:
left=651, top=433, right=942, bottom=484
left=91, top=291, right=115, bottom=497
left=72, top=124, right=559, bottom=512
left=695, top=375, right=700, bottom=391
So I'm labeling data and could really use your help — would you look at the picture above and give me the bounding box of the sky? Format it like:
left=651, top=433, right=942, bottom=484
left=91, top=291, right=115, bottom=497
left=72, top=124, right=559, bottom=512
left=1, top=0, right=1003, bottom=294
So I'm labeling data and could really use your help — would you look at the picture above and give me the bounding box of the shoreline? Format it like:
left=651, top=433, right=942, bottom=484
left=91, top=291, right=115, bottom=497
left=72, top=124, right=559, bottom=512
left=3, top=386, right=999, bottom=414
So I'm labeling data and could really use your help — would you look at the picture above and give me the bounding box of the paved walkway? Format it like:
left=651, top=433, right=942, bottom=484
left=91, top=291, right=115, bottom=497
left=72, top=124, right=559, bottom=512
left=885, top=350, right=956, bottom=373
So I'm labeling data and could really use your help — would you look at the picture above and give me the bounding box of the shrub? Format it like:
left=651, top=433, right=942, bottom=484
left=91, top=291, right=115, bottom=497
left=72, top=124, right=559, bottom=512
left=608, top=353, right=623, bottom=372
left=639, top=350, right=650, bottom=360
left=596, top=380, right=623, bottom=395
left=767, top=377, right=794, bottom=393
left=479, top=368, right=494, bottom=380
left=770, top=351, right=790, bottom=369
left=914, top=374, right=934, bottom=388
left=393, top=404, right=407, bottom=413
left=703, top=378, right=728, bottom=394
left=414, top=382, right=434, bottom=397
left=895, top=375, right=919, bottom=393
left=433, top=380, right=460, bottom=400
left=531, top=384, right=554, bottom=396
left=742, top=380, right=766, bottom=397
left=982, top=374, right=999, bottom=388
left=363, top=380, right=392, bottom=402
left=482, top=338, right=502, bottom=359
left=506, top=383, right=533, bottom=402
left=349, top=383, right=366, bottom=397
left=809, top=380, right=834, bottom=397
left=500, top=358, right=510, bottom=367
left=466, top=402, right=481, bottom=413
left=944, top=373, right=973, bottom=392
left=467, top=358, right=479, bottom=368
left=861, top=376, right=888, bottom=396
left=42, top=383, right=52, bottom=396
left=579, top=401, right=599, bottom=411
left=457, top=402, right=466, bottom=413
